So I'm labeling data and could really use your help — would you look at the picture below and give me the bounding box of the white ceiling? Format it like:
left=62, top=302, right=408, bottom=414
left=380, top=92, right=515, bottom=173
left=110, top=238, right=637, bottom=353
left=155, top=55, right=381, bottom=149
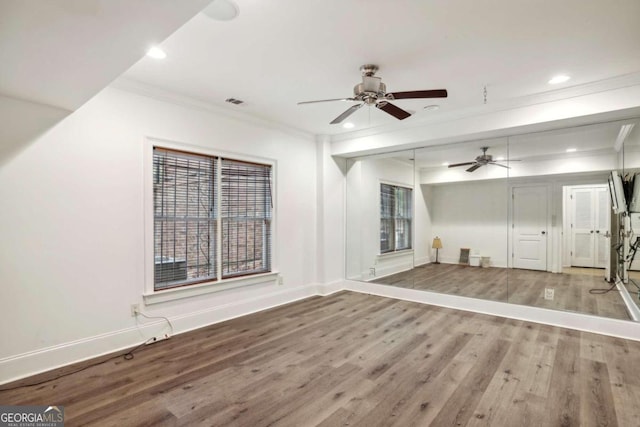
left=121, top=0, right=640, bottom=136
left=0, top=0, right=211, bottom=111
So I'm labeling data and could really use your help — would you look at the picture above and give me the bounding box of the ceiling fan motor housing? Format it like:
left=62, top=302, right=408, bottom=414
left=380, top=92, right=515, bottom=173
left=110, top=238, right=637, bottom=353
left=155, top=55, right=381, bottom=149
left=354, top=79, right=386, bottom=104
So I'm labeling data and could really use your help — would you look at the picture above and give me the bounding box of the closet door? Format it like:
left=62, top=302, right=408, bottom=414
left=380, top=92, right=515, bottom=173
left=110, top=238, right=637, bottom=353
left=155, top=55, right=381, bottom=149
left=594, top=187, right=610, bottom=268
left=571, top=188, right=595, bottom=267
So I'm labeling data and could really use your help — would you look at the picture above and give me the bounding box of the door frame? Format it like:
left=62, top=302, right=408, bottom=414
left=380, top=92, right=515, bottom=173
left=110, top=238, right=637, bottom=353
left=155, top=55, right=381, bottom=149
left=508, top=183, right=552, bottom=272
left=562, top=183, right=610, bottom=268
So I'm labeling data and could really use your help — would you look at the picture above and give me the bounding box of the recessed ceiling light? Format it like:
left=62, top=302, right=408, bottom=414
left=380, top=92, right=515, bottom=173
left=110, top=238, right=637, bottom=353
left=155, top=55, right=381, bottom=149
left=495, top=156, right=505, bottom=161
left=146, top=46, right=166, bottom=59
left=424, top=105, right=440, bottom=111
left=343, top=122, right=355, bottom=129
left=549, top=75, right=570, bottom=85
left=442, top=162, right=449, bottom=166
left=566, top=148, right=577, bottom=153
left=203, top=0, right=239, bottom=21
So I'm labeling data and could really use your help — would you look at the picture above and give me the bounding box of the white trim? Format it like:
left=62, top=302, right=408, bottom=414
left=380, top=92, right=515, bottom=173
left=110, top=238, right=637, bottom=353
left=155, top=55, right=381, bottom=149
left=0, top=283, right=317, bottom=386
left=4, top=279, right=640, bottom=386
left=331, top=72, right=640, bottom=146
left=143, top=137, right=278, bottom=299
left=110, top=78, right=315, bottom=142
left=341, top=280, right=640, bottom=341
left=377, top=249, right=414, bottom=260
left=618, top=280, right=640, bottom=321
left=143, top=272, right=280, bottom=305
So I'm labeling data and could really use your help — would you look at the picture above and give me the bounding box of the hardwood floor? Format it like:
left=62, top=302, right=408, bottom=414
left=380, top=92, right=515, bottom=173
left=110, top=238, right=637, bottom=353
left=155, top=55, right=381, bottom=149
left=2, top=292, right=640, bottom=426
left=375, top=263, right=630, bottom=320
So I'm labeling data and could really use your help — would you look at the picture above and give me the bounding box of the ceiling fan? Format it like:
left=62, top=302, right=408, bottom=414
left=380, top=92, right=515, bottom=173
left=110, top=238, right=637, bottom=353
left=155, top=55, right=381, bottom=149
left=298, top=64, right=448, bottom=125
left=448, top=146, right=515, bottom=172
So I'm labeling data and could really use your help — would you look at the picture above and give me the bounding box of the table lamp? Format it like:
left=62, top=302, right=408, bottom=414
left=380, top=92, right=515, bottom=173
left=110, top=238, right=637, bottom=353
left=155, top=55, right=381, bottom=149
left=432, top=237, right=442, bottom=264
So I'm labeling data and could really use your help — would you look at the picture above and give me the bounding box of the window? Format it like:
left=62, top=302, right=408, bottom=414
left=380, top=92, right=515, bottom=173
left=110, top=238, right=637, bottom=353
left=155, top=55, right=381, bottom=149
left=153, top=147, right=272, bottom=291
left=380, top=183, right=412, bottom=253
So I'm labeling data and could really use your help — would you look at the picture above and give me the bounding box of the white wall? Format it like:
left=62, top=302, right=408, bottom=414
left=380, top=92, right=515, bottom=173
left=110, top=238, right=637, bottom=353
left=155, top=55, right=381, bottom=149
left=0, top=94, right=71, bottom=166
left=414, top=169, right=432, bottom=266
left=427, top=180, right=509, bottom=266
left=346, top=156, right=414, bottom=280
left=316, top=135, right=346, bottom=285
left=0, top=87, right=322, bottom=383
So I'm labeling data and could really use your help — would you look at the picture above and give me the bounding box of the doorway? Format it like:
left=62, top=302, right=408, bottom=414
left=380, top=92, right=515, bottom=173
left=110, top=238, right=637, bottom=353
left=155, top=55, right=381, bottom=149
left=563, top=184, right=610, bottom=277
left=562, top=184, right=611, bottom=280
left=512, top=185, right=549, bottom=271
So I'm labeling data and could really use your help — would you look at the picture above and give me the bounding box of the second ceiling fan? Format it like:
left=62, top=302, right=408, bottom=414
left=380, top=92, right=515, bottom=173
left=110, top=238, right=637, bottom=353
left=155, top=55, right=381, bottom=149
left=448, top=146, right=516, bottom=172
left=298, top=64, right=448, bottom=124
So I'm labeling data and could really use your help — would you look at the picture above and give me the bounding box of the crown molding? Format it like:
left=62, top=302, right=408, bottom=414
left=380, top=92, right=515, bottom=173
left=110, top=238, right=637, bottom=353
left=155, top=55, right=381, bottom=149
left=332, top=71, right=640, bottom=144
left=109, top=77, right=315, bottom=142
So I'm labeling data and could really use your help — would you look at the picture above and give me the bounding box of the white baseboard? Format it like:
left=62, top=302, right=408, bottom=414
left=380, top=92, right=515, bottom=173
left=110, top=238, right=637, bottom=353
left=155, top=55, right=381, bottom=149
left=4, top=278, right=640, bottom=386
left=316, top=279, right=346, bottom=296
left=341, top=280, right=640, bottom=342
left=0, top=284, right=319, bottom=386
left=617, top=280, right=640, bottom=321
left=414, top=256, right=430, bottom=266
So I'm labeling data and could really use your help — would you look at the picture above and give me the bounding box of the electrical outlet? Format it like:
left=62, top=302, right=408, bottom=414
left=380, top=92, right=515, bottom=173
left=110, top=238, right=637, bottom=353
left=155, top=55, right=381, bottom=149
left=278, top=276, right=284, bottom=285
left=130, top=304, right=139, bottom=317
left=146, top=334, right=171, bottom=345
left=544, top=288, right=555, bottom=300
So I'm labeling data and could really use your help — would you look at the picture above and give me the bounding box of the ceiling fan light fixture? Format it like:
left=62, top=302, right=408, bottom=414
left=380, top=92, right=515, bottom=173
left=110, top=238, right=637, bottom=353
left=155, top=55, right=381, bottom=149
left=442, top=162, right=449, bottom=166
left=566, top=148, right=577, bottom=153
left=548, top=74, right=570, bottom=85
left=342, top=122, right=355, bottom=129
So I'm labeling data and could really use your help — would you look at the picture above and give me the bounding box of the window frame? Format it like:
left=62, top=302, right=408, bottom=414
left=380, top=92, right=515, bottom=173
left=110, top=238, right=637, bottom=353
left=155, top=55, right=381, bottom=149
left=143, top=137, right=278, bottom=305
left=379, top=181, right=413, bottom=254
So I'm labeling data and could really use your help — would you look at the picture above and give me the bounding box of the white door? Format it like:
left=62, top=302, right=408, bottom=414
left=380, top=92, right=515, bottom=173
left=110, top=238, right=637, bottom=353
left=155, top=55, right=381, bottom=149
left=570, top=186, right=610, bottom=268
left=571, top=188, right=595, bottom=267
left=513, top=186, right=548, bottom=271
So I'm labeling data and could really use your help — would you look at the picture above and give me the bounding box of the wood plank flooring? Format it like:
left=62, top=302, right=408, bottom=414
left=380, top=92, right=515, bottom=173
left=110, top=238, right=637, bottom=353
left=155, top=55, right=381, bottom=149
left=376, top=263, right=630, bottom=320
left=1, top=291, right=639, bottom=426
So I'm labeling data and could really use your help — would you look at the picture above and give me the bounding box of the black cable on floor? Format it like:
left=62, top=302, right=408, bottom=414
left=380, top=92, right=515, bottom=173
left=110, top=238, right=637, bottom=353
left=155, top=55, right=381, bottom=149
left=589, top=280, right=620, bottom=295
left=0, top=341, right=148, bottom=392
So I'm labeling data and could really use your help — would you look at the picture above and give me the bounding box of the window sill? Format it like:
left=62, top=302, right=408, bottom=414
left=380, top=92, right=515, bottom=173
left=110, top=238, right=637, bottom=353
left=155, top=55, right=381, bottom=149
left=143, top=271, right=279, bottom=305
left=377, top=249, right=414, bottom=260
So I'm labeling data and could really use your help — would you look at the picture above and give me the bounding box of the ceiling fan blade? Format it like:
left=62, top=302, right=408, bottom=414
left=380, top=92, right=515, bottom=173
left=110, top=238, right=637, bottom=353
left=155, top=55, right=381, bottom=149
left=388, top=89, right=448, bottom=100
left=466, top=164, right=482, bottom=172
left=490, top=162, right=511, bottom=169
left=376, top=102, right=412, bottom=120
left=330, top=103, right=364, bottom=124
left=298, top=98, right=357, bottom=105
left=448, top=162, right=476, bottom=168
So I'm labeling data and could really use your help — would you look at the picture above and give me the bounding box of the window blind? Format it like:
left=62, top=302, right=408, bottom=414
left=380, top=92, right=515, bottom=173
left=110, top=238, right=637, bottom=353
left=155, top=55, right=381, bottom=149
left=380, top=183, right=412, bottom=253
left=153, top=148, right=217, bottom=290
left=221, top=159, right=272, bottom=278
left=380, top=184, right=395, bottom=253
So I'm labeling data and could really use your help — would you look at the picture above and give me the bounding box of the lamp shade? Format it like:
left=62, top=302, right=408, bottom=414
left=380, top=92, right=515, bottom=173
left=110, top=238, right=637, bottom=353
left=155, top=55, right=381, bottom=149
left=432, top=237, right=442, bottom=249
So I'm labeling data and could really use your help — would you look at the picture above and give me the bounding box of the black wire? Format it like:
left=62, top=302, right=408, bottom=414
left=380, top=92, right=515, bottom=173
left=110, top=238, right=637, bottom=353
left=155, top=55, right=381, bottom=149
left=1, top=310, right=175, bottom=393
left=0, top=341, right=148, bottom=392
left=589, top=280, right=620, bottom=295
